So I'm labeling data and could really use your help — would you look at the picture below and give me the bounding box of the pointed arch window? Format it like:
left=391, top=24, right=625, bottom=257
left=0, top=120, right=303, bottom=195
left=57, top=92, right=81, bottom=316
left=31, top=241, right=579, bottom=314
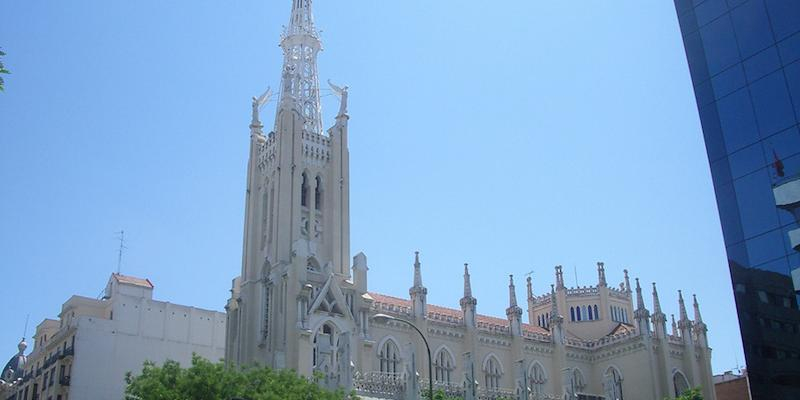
left=570, top=307, right=575, bottom=322
left=379, top=339, right=400, bottom=374
left=484, top=356, right=502, bottom=390
left=576, top=306, right=582, bottom=321
left=594, top=305, right=599, bottom=320
left=606, top=367, right=624, bottom=400
left=434, top=349, right=455, bottom=383
left=529, top=363, right=546, bottom=396
left=301, top=173, right=309, bottom=207
left=588, top=305, right=593, bottom=320
left=314, top=176, right=323, bottom=210
left=673, top=371, right=690, bottom=397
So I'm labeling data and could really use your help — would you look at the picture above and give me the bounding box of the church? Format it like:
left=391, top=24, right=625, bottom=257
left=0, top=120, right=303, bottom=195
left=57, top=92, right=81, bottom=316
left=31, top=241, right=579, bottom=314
left=224, top=1, right=717, bottom=399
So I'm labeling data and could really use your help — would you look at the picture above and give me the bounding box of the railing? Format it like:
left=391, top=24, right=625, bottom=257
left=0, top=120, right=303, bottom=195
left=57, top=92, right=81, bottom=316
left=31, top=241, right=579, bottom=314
left=477, top=387, right=515, bottom=400
left=565, top=287, right=599, bottom=297
left=59, top=375, right=71, bottom=386
left=63, top=346, right=75, bottom=357
left=353, top=371, right=406, bottom=399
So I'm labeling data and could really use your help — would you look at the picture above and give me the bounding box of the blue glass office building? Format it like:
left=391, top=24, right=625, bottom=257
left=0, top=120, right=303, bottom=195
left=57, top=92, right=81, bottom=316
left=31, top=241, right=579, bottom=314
left=673, top=1, right=800, bottom=398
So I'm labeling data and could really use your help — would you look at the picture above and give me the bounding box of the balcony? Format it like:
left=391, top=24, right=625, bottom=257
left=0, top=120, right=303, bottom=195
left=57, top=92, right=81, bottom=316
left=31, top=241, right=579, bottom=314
left=59, top=375, right=71, bottom=386
left=63, top=346, right=74, bottom=357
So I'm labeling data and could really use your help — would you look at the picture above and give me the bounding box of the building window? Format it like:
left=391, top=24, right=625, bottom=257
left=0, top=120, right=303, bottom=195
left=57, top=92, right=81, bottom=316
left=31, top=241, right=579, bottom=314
left=673, top=372, right=690, bottom=396
left=594, top=304, right=599, bottom=320
left=484, top=356, right=502, bottom=390
left=379, top=339, right=400, bottom=374
left=529, top=363, right=546, bottom=395
left=301, top=173, right=309, bottom=207
left=607, top=367, right=623, bottom=400
left=434, top=349, right=454, bottom=383
left=314, top=176, right=323, bottom=209
left=588, top=305, right=593, bottom=320
left=570, top=307, right=575, bottom=322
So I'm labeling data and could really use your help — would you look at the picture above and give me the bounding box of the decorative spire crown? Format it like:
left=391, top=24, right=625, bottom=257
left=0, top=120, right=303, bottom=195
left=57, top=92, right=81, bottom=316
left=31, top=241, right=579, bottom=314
left=555, top=265, right=564, bottom=289
left=678, top=290, right=689, bottom=322
left=623, top=269, right=631, bottom=292
left=597, top=262, right=607, bottom=287
left=463, top=263, right=473, bottom=299
left=508, top=275, right=518, bottom=308
left=693, top=294, right=704, bottom=324
left=413, top=251, right=423, bottom=288
left=635, top=278, right=646, bottom=311
left=652, top=282, right=662, bottom=315
left=526, top=276, right=533, bottom=300
left=278, top=0, right=324, bottom=135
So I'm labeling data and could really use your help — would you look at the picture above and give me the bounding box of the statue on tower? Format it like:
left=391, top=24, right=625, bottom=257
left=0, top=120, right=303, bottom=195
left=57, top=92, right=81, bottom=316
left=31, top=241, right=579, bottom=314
left=327, top=79, right=349, bottom=117
left=251, top=87, right=273, bottom=127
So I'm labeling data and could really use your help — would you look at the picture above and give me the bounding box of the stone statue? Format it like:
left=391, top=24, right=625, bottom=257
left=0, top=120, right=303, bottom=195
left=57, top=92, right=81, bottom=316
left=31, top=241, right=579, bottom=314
left=327, top=79, right=349, bottom=116
left=251, top=87, right=273, bottom=126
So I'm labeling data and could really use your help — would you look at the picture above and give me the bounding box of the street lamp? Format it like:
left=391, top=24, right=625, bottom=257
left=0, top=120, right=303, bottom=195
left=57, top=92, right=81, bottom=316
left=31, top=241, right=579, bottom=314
left=371, top=313, right=434, bottom=400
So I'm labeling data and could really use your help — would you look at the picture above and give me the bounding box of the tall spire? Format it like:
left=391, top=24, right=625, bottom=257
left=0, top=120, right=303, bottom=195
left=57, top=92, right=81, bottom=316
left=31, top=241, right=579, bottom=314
left=652, top=282, right=662, bottom=315
left=555, top=265, right=564, bottom=290
left=635, top=278, right=645, bottom=311
left=597, top=262, right=607, bottom=287
left=678, top=290, right=689, bottom=322
left=693, top=294, right=704, bottom=324
left=278, top=0, right=324, bottom=135
left=463, top=263, right=472, bottom=299
left=409, top=251, right=428, bottom=320
left=526, top=276, right=533, bottom=300
left=508, top=275, right=518, bottom=308
left=413, top=251, right=423, bottom=287
left=549, top=284, right=563, bottom=326
left=623, top=269, right=631, bottom=292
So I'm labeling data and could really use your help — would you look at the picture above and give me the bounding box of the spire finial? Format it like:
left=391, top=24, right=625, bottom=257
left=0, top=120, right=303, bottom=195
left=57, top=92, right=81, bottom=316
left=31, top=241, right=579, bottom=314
left=623, top=269, right=631, bottom=292
left=463, top=263, right=472, bottom=299
left=508, top=275, right=518, bottom=308
left=693, top=294, right=703, bottom=324
left=597, top=262, right=607, bottom=287
left=635, top=278, right=645, bottom=311
left=652, top=282, right=662, bottom=314
left=413, top=251, right=423, bottom=288
left=555, top=265, right=564, bottom=289
left=678, top=290, right=688, bottom=322
left=526, top=276, right=533, bottom=300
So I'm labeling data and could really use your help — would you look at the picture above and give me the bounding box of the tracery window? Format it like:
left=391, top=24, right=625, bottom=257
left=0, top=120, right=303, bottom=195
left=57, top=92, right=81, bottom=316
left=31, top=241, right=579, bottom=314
left=379, top=339, right=400, bottom=374
left=673, top=372, right=690, bottom=397
left=529, top=362, right=546, bottom=395
left=484, top=356, right=502, bottom=390
left=607, top=367, right=623, bottom=400
left=434, top=349, right=455, bottom=383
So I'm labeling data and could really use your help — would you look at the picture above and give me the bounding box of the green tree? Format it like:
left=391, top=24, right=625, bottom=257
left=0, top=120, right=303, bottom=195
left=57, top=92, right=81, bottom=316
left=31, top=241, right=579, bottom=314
left=674, top=388, right=703, bottom=400
left=0, top=48, right=9, bottom=91
left=125, top=354, right=357, bottom=400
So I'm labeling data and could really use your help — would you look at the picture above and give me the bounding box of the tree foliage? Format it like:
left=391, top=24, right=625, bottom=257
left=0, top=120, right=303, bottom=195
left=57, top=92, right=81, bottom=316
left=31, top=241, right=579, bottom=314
left=125, top=354, right=355, bottom=400
left=0, top=48, right=9, bottom=92
left=674, top=388, right=703, bottom=400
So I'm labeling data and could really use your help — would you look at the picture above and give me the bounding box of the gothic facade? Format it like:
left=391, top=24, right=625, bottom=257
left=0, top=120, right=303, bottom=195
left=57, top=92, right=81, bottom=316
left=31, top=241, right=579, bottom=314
left=224, top=1, right=716, bottom=399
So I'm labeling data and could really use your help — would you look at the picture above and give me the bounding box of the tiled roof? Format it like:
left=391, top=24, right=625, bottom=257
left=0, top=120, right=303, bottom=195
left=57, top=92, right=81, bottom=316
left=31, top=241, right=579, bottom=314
left=369, top=292, right=549, bottom=336
left=113, top=273, right=154, bottom=289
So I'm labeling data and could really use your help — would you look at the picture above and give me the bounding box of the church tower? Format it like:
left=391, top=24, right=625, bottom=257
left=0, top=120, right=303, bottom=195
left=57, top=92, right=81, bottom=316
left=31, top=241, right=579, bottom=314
left=226, top=0, right=359, bottom=383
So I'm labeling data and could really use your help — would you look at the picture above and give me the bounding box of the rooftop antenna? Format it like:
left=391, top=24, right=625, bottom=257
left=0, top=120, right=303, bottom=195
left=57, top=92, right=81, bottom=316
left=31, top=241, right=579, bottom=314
left=115, top=230, right=128, bottom=275
left=574, top=265, right=579, bottom=288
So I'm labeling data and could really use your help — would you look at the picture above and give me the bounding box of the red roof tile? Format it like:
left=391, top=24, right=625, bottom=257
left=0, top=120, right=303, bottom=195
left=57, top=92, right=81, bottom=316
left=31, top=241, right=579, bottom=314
left=369, top=292, right=549, bottom=336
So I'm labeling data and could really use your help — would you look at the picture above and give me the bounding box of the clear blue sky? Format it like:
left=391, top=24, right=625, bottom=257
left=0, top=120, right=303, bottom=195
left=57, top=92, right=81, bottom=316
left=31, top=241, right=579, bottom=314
left=0, top=1, right=744, bottom=374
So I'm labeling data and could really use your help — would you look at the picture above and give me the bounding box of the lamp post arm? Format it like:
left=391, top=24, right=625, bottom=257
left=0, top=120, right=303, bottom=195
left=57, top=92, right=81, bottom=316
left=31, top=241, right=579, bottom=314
left=394, top=317, right=434, bottom=400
